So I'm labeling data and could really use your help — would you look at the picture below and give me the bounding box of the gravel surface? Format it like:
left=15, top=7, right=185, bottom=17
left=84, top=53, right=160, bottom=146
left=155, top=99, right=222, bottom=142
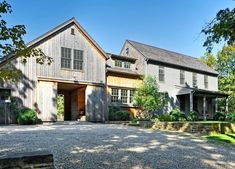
left=0, top=124, right=235, bottom=169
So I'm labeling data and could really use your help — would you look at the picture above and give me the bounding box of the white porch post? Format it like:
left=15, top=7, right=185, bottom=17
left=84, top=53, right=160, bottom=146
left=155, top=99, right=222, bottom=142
left=215, top=97, right=218, bottom=113
left=190, top=92, right=193, bottom=112
left=225, top=97, right=229, bottom=114
left=203, top=96, right=206, bottom=121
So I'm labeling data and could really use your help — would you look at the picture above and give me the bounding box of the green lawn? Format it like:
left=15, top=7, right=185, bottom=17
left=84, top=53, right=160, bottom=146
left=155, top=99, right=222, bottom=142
left=206, top=133, right=235, bottom=144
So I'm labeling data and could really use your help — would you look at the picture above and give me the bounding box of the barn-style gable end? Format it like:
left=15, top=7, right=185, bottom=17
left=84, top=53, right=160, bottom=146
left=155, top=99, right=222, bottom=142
left=1, top=18, right=107, bottom=123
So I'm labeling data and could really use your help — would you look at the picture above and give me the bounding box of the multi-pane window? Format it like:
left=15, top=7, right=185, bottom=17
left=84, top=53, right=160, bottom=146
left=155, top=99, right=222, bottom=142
left=180, top=70, right=185, bottom=85
left=124, top=61, right=131, bottom=69
left=204, top=75, right=208, bottom=89
left=159, top=66, right=165, bottom=82
left=111, top=88, right=119, bottom=103
left=121, top=89, right=128, bottom=103
left=115, top=60, right=122, bottom=67
left=111, top=88, right=134, bottom=104
left=61, top=47, right=71, bottom=68
left=129, top=90, right=134, bottom=103
left=192, top=73, right=197, bottom=87
left=73, top=49, right=83, bottom=70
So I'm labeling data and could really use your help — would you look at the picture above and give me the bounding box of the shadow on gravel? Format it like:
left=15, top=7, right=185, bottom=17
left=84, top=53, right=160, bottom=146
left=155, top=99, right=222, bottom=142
left=0, top=124, right=235, bottom=169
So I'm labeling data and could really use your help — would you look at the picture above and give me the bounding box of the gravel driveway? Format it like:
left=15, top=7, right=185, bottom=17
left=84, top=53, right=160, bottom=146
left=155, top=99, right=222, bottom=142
left=0, top=124, right=235, bottom=169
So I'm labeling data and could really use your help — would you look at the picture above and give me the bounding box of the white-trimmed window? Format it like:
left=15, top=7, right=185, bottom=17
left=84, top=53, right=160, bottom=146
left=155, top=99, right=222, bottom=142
left=121, top=89, right=128, bottom=103
left=159, top=66, right=165, bottom=82
left=180, top=70, right=185, bottom=85
left=73, top=49, right=83, bottom=70
left=111, top=88, right=135, bottom=104
left=111, top=88, right=119, bottom=103
left=193, top=73, right=197, bottom=87
left=61, top=47, right=71, bottom=68
left=124, top=61, right=131, bottom=68
left=115, top=60, right=122, bottom=67
left=204, top=75, right=208, bottom=89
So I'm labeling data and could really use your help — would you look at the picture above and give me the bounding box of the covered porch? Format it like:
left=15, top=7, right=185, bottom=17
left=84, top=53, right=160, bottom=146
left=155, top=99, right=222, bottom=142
left=177, top=88, right=228, bottom=120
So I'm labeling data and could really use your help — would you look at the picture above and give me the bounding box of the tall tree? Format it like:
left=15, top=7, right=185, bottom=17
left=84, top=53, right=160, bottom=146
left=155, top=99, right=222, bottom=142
left=200, top=51, right=217, bottom=69
left=202, top=6, right=235, bottom=51
left=217, top=43, right=235, bottom=112
left=0, top=1, right=53, bottom=82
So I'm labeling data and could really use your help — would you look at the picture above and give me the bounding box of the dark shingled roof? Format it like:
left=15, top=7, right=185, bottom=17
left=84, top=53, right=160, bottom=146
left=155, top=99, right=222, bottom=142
left=127, top=40, right=218, bottom=75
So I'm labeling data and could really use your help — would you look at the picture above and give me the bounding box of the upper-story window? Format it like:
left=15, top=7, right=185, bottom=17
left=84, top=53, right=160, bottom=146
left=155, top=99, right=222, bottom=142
left=159, top=66, right=165, bottom=82
left=115, top=60, right=122, bottom=67
left=73, top=49, right=83, bottom=70
left=180, top=70, right=185, bottom=85
left=204, top=75, right=208, bottom=89
left=124, top=61, right=131, bottom=68
left=192, top=73, right=197, bottom=87
left=114, top=60, right=131, bottom=69
left=61, top=47, right=71, bottom=69
left=126, top=48, right=129, bottom=55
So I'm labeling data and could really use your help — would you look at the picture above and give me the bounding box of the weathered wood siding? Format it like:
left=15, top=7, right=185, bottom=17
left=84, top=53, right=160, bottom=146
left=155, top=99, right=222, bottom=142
left=120, top=41, right=146, bottom=74
left=85, top=85, right=106, bottom=122
left=36, top=24, right=106, bottom=84
left=37, top=81, right=57, bottom=121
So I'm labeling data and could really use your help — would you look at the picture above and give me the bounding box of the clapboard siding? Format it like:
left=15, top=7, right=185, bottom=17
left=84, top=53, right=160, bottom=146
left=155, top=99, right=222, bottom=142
left=36, top=24, right=106, bottom=84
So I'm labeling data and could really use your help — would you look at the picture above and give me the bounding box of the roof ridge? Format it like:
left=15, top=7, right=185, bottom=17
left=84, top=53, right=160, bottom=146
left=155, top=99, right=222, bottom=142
left=127, top=39, right=199, bottom=60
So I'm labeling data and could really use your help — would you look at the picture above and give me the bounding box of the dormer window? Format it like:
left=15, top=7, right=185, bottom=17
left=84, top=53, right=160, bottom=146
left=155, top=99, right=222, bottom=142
left=115, top=60, right=122, bottom=67
left=114, top=59, right=131, bottom=69
left=124, top=61, right=130, bottom=68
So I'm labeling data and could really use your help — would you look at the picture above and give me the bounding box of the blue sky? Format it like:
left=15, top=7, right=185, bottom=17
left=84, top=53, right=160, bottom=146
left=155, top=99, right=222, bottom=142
left=6, top=0, right=234, bottom=58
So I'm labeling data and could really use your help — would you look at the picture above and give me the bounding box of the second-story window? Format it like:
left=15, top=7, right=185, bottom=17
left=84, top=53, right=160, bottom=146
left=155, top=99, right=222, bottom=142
left=180, top=70, right=185, bottom=85
left=73, top=49, right=83, bottom=70
left=204, top=75, right=208, bottom=89
left=115, top=60, right=122, bottom=67
left=61, top=47, right=71, bottom=69
left=159, top=66, right=165, bottom=82
left=192, top=73, right=197, bottom=87
left=124, top=61, right=131, bottom=69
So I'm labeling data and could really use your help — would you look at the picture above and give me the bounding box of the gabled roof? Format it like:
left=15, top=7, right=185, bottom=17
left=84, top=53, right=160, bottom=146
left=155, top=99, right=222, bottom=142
left=1, top=17, right=108, bottom=64
left=127, top=40, right=218, bottom=75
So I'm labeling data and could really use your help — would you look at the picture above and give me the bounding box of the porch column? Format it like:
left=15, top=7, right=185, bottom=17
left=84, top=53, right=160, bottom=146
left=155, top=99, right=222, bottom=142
left=190, top=92, right=193, bottom=112
left=203, top=96, right=206, bottom=121
left=215, top=97, right=218, bottom=113
left=225, top=97, right=229, bottom=114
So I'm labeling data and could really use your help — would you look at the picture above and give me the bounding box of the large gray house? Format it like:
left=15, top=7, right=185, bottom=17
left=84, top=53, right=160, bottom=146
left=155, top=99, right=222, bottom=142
left=0, top=18, right=228, bottom=123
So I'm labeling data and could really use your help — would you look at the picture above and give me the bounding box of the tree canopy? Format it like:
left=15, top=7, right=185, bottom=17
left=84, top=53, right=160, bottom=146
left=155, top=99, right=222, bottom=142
left=0, top=0, right=53, bottom=82
left=202, top=7, right=235, bottom=51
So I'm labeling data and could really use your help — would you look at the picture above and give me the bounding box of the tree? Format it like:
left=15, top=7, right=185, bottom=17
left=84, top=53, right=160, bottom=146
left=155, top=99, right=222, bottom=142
left=201, top=7, right=235, bottom=51
left=200, top=51, right=217, bottom=69
left=0, top=1, right=53, bottom=82
left=133, top=76, right=163, bottom=119
left=217, top=43, right=235, bottom=112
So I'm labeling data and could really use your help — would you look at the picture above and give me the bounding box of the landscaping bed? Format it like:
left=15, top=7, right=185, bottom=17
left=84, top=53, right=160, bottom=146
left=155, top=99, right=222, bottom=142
left=152, top=121, right=235, bottom=134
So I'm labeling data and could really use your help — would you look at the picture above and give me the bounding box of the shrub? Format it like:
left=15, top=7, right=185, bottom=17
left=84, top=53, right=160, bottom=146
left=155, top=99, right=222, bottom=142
left=214, top=111, right=226, bottom=121
left=227, top=112, right=235, bottom=122
left=109, top=106, right=130, bottom=121
left=17, top=108, right=37, bottom=125
left=187, top=111, right=199, bottom=121
left=169, top=109, right=186, bottom=121
left=157, top=114, right=172, bottom=122
left=109, top=111, right=130, bottom=121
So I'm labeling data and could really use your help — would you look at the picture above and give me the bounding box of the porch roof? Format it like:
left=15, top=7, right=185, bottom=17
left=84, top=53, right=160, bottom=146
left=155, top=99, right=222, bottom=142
left=193, top=88, right=228, bottom=98
left=176, top=86, right=228, bottom=98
